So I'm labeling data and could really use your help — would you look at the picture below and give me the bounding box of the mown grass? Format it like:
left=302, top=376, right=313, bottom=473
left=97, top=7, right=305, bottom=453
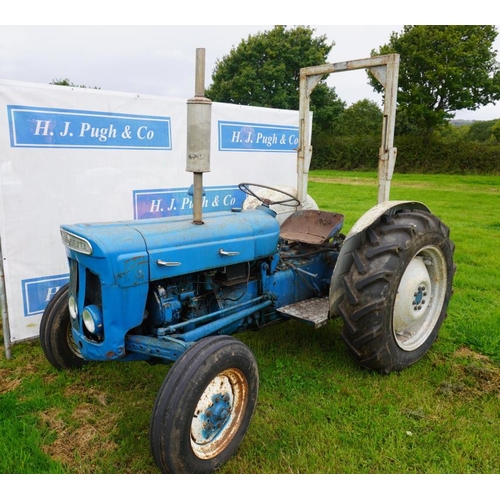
left=1, top=172, right=499, bottom=474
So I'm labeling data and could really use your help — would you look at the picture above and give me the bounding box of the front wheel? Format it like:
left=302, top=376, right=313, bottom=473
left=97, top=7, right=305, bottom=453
left=150, top=336, right=259, bottom=473
left=339, top=210, right=455, bottom=373
left=39, top=283, right=85, bottom=370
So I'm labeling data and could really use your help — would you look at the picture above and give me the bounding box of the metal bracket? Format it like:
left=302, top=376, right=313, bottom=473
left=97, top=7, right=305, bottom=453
left=296, top=53, right=400, bottom=205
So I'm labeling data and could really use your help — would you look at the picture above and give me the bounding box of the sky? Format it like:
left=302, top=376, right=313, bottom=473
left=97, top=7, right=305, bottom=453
left=2, top=18, right=499, bottom=122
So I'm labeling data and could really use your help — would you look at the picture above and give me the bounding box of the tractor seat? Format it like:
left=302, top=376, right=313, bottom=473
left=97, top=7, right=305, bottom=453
left=279, top=210, right=344, bottom=245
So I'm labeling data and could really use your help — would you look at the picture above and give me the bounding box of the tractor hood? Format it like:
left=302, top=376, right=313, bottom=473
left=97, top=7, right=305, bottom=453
left=60, top=208, right=280, bottom=286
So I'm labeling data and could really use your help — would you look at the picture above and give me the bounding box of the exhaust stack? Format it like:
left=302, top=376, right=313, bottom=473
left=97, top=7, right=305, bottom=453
left=186, top=48, right=212, bottom=225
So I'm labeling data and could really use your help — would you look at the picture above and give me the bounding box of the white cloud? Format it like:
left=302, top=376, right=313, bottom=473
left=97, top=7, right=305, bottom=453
left=0, top=24, right=498, bottom=120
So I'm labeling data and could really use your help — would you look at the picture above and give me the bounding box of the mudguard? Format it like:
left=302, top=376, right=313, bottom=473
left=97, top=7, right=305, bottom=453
left=328, top=200, right=430, bottom=317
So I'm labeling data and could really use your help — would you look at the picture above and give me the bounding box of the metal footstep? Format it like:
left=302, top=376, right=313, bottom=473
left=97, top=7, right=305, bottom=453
left=277, top=296, right=330, bottom=328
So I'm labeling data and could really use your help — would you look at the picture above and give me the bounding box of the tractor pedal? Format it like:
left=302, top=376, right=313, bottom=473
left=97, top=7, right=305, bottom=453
left=277, top=296, right=329, bottom=328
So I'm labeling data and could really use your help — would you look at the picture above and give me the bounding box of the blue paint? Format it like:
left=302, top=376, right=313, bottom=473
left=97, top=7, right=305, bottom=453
left=59, top=204, right=343, bottom=363
left=199, top=393, right=232, bottom=441
left=174, top=299, right=273, bottom=343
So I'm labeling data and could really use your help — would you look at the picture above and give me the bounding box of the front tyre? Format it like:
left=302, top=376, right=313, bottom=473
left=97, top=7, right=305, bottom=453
left=150, top=336, right=259, bottom=473
left=39, top=283, right=85, bottom=370
left=339, top=210, right=455, bottom=373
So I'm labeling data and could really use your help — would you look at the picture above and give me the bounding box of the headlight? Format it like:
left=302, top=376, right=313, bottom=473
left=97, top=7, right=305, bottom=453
left=82, top=305, right=103, bottom=334
left=68, top=295, right=78, bottom=320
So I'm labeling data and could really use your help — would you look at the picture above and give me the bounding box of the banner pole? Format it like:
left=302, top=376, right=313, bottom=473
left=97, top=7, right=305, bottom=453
left=0, top=241, right=12, bottom=359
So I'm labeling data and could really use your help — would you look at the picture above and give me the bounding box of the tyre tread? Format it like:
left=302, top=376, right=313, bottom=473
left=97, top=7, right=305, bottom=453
left=150, top=335, right=258, bottom=474
left=338, top=210, right=455, bottom=373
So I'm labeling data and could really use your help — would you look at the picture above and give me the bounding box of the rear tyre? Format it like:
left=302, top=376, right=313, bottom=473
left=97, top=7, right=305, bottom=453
left=339, top=210, right=455, bottom=373
left=150, top=336, right=259, bottom=473
left=39, top=283, right=85, bottom=370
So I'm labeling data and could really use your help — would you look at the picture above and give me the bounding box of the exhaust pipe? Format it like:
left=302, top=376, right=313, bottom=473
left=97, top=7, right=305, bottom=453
left=186, top=48, right=212, bottom=225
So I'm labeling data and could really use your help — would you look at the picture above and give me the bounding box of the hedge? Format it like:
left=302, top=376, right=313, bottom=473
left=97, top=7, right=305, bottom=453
left=311, top=135, right=500, bottom=174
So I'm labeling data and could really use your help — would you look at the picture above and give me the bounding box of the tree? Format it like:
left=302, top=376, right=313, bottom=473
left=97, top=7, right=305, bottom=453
left=466, top=119, right=500, bottom=143
left=492, top=121, right=500, bottom=143
left=370, top=25, right=500, bottom=140
left=50, top=78, right=99, bottom=89
left=336, top=99, right=383, bottom=136
left=206, top=25, right=345, bottom=134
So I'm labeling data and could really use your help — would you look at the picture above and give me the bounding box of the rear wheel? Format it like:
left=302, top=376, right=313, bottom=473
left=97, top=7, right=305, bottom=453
left=150, top=336, right=259, bottom=473
left=39, top=283, right=85, bottom=370
left=339, top=210, right=455, bottom=373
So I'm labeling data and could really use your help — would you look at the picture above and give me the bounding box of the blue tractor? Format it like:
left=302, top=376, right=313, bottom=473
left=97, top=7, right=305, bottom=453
left=39, top=51, right=455, bottom=473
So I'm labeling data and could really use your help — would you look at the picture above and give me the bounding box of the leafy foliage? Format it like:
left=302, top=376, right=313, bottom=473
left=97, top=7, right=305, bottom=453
left=465, top=119, right=500, bottom=143
left=370, top=25, right=500, bottom=139
left=311, top=134, right=500, bottom=174
left=206, top=25, right=345, bottom=134
left=50, top=78, right=99, bottom=89
left=335, top=99, right=383, bottom=136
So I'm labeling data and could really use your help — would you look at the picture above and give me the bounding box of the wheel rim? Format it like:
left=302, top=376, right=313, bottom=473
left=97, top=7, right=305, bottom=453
left=66, top=323, right=83, bottom=359
left=191, top=368, right=248, bottom=460
left=393, top=245, right=448, bottom=351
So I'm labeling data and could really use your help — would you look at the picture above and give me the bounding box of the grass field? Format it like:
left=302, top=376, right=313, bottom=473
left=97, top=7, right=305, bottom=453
left=1, top=171, right=499, bottom=474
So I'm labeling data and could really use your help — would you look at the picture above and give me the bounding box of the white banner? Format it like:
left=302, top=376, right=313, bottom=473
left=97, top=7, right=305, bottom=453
left=0, top=80, right=299, bottom=343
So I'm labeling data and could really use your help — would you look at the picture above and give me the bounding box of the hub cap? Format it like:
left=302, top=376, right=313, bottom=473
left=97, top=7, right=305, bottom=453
left=393, top=245, right=448, bottom=351
left=191, top=368, right=248, bottom=460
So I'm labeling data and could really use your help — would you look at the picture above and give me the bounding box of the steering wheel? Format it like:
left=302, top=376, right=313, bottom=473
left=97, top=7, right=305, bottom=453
left=238, top=183, right=301, bottom=207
